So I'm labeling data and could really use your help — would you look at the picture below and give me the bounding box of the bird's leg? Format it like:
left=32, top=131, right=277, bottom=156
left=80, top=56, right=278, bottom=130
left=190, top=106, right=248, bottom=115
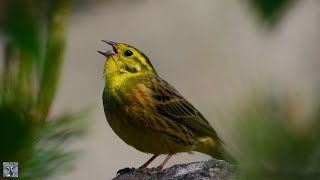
left=156, top=154, right=173, bottom=170
left=117, top=154, right=159, bottom=175
left=139, top=154, right=159, bottom=169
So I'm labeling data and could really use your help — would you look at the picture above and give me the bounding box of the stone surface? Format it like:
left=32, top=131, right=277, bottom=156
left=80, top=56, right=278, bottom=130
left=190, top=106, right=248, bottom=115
left=113, top=159, right=236, bottom=180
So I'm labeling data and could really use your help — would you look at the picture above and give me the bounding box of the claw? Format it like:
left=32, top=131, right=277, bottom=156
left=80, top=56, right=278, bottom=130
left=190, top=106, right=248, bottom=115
left=116, top=167, right=135, bottom=176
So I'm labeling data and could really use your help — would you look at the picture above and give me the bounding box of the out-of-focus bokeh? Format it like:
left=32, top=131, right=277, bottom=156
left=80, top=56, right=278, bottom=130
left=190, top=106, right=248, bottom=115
left=1, top=0, right=320, bottom=179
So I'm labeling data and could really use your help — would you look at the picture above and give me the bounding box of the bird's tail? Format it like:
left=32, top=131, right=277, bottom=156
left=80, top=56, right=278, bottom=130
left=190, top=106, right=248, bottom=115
left=194, top=137, right=236, bottom=164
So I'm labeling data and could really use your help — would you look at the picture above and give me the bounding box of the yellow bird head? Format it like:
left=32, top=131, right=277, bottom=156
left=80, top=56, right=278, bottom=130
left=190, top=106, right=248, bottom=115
left=98, top=40, right=157, bottom=90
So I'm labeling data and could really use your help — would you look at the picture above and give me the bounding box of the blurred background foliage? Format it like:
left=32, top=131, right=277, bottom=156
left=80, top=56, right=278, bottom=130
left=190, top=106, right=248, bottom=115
left=230, top=91, right=320, bottom=180
left=248, top=0, right=294, bottom=26
left=0, top=0, right=87, bottom=179
left=0, top=0, right=318, bottom=179
left=239, top=0, right=320, bottom=179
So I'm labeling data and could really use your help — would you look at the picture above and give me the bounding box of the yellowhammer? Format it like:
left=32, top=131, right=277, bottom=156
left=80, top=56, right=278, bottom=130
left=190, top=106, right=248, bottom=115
left=98, top=40, right=234, bottom=170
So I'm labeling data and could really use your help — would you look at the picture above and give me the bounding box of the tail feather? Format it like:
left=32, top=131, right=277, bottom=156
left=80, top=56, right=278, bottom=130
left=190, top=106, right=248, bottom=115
left=216, top=144, right=237, bottom=164
left=194, top=136, right=236, bottom=164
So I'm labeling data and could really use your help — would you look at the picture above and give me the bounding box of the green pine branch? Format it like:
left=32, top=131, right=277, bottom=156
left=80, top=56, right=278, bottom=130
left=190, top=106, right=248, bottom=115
left=0, top=0, right=88, bottom=179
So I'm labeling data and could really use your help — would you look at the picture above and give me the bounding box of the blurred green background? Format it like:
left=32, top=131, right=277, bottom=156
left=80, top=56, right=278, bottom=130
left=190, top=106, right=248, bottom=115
left=1, top=0, right=320, bottom=179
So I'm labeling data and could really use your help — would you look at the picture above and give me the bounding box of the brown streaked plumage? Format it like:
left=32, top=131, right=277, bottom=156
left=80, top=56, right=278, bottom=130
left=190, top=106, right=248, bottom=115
left=99, top=40, right=234, bottom=170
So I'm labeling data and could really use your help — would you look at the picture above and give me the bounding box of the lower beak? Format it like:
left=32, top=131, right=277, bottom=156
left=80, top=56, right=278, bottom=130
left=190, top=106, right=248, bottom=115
left=98, top=50, right=115, bottom=57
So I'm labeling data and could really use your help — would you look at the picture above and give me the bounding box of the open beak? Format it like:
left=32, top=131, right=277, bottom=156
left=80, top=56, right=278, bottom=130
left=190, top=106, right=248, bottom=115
left=98, top=40, right=118, bottom=57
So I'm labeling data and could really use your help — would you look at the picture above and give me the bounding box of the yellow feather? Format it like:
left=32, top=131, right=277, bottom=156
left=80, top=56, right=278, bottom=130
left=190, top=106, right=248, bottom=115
left=100, top=42, right=235, bottom=169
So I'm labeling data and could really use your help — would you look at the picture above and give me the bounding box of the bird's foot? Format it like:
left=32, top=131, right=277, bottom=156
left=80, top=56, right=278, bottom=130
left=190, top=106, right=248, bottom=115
left=116, top=167, right=135, bottom=176
left=139, top=166, right=163, bottom=173
left=141, top=166, right=163, bottom=172
left=155, top=165, right=164, bottom=171
left=138, top=166, right=154, bottom=171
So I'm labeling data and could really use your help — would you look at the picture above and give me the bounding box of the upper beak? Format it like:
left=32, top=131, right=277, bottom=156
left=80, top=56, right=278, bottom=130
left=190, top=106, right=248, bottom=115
left=98, top=40, right=118, bottom=57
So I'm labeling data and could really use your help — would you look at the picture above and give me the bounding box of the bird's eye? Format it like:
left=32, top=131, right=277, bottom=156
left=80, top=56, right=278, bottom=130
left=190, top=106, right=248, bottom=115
left=124, top=50, right=133, bottom=57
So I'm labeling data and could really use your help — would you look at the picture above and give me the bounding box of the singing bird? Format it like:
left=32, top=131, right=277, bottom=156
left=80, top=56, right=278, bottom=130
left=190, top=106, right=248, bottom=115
left=98, top=40, right=234, bottom=170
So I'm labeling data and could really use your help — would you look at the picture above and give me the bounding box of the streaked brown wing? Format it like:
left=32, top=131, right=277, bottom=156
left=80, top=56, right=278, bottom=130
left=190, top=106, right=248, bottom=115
left=148, top=78, right=219, bottom=138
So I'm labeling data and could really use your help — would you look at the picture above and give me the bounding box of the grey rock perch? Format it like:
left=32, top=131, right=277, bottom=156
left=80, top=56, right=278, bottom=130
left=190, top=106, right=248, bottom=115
left=113, top=159, right=236, bottom=180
